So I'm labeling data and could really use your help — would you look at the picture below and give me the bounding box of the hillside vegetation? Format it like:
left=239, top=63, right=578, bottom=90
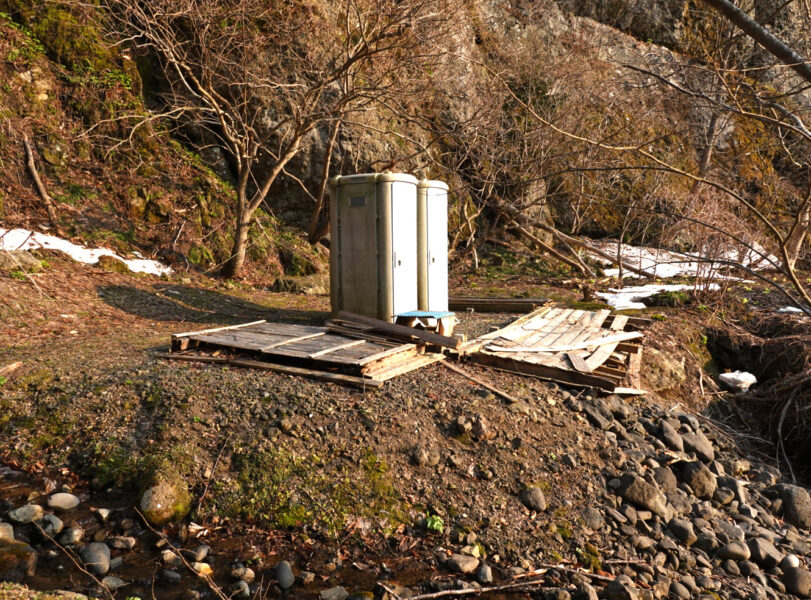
left=1, top=0, right=808, bottom=284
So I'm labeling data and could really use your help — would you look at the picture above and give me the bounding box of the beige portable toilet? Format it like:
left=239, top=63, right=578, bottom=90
left=329, top=172, right=418, bottom=321
left=417, top=179, right=449, bottom=312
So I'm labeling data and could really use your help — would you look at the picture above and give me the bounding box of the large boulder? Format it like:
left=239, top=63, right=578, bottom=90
left=0, top=540, right=38, bottom=582
left=616, top=474, right=671, bottom=520
left=679, top=461, right=717, bottom=499
left=138, top=467, right=191, bottom=527
left=775, top=484, right=811, bottom=530
left=784, top=567, right=811, bottom=598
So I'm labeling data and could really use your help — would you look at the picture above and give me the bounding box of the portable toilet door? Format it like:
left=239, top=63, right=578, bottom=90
left=417, top=179, right=449, bottom=312
left=329, top=172, right=418, bottom=321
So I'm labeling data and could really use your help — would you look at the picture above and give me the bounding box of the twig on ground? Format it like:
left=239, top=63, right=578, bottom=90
left=134, top=506, right=229, bottom=600
left=32, top=521, right=115, bottom=600
left=196, top=433, right=232, bottom=515
left=776, top=388, right=798, bottom=483
left=382, top=562, right=614, bottom=600
left=441, top=361, right=520, bottom=403
left=22, top=133, right=62, bottom=234
left=0, top=361, right=22, bottom=378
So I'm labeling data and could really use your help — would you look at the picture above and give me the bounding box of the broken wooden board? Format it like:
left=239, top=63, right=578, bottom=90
left=467, top=307, right=646, bottom=391
left=333, top=311, right=462, bottom=350
left=170, top=320, right=442, bottom=384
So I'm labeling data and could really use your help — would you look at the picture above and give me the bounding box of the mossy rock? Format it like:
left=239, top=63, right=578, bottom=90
left=144, top=197, right=171, bottom=224
left=644, top=290, right=692, bottom=307
left=188, top=245, right=214, bottom=266
left=138, top=466, right=191, bottom=527
left=95, top=255, right=129, bottom=274
left=271, top=274, right=328, bottom=295
left=0, top=540, right=37, bottom=582
left=0, top=251, right=43, bottom=274
left=126, top=187, right=147, bottom=219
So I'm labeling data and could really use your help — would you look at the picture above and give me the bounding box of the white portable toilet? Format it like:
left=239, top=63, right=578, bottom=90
left=417, top=179, right=449, bottom=312
left=329, top=172, right=418, bottom=321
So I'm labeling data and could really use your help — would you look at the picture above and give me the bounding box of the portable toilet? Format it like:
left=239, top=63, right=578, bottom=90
left=417, top=179, right=449, bottom=312
left=329, top=172, right=418, bottom=321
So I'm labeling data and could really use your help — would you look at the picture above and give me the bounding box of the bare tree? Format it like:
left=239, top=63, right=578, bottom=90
left=102, top=0, right=453, bottom=277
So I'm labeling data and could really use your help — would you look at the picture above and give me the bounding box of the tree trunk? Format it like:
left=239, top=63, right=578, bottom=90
left=702, top=0, right=811, bottom=85
left=222, top=213, right=250, bottom=278
left=308, top=118, right=342, bottom=244
left=785, top=198, right=810, bottom=270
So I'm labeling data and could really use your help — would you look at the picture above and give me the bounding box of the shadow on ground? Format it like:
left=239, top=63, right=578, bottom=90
left=98, top=284, right=328, bottom=324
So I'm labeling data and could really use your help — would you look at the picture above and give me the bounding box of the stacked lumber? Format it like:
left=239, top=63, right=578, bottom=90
left=165, top=318, right=445, bottom=388
left=466, top=307, right=645, bottom=391
left=449, top=296, right=548, bottom=313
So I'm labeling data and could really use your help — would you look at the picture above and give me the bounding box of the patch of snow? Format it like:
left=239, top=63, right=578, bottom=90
left=719, top=370, right=757, bottom=392
left=596, top=283, right=720, bottom=311
left=589, top=241, right=779, bottom=280
left=0, top=228, right=172, bottom=276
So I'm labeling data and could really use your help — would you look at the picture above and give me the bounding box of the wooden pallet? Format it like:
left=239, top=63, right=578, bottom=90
left=467, top=307, right=645, bottom=391
left=168, top=320, right=442, bottom=386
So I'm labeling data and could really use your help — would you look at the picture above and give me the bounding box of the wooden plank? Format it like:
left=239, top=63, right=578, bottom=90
left=155, top=353, right=383, bottom=389
left=519, top=309, right=576, bottom=345
left=337, top=311, right=462, bottom=350
left=603, top=314, right=652, bottom=330
left=477, top=306, right=552, bottom=340
left=336, top=343, right=404, bottom=362
left=362, top=348, right=422, bottom=376
left=588, top=309, right=612, bottom=328
left=260, top=331, right=327, bottom=351
left=584, top=340, right=621, bottom=371
left=567, top=352, right=592, bottom=373
left=485, top=331, right=643, bottom=353
left=549, top=312, right=594, bottom=348
left=609, top=315, right=630, bottom=331
left=249, top=323, right=326, bottom=335
left=357, top=342, right=419, bottom=365
left=188, top=331, right=278, bottom=351
left=264, top=338, right=371, bottom=365
left=449, top=300, right=540, bottom=313
left=308, top=339, right=366, bottom=358
left=593, top=364, right=628, bottom=379
left=171, top=320, right=266, bottom=340
left=627, top=346, right=642, bottom=388
left=469, top=352, right=617, bottom=390
left=531, top=310, right=584, bottom=347
left=327, top=324, right=401, bottom=346
left=449, top=296, right=548, bottom=304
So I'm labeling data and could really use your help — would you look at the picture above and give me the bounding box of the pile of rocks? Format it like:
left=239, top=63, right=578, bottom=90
left=0, top=489, right=139, bottom=593
left=420, top=393, right=811, bottom=599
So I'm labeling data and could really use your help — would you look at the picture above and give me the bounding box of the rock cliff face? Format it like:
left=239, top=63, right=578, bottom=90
left=1, top=0, right=808, bottom=271
left=552, top=0, right=689, bottom=46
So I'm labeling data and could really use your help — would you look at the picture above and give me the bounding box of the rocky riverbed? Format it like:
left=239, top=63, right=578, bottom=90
left=3, top=388, right=810, bottom=599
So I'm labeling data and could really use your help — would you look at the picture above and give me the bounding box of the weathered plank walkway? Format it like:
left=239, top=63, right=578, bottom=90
left=465, top=307, right=645, bottom=391
left=167, top=320, right=444, bottom=387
